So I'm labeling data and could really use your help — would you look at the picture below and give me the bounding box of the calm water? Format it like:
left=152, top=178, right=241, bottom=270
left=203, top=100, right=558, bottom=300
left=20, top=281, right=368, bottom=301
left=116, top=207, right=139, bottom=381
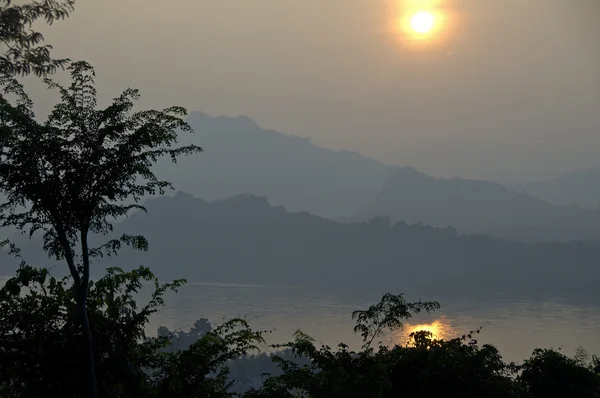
left=146, top=282, right=600, bottom=363
left=2, top=275, right=598, bottom=363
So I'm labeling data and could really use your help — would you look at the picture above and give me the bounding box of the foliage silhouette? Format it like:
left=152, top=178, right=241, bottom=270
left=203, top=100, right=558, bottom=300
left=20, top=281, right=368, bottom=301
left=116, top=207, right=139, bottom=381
left=0, top=61, right=202, bottom=397
left=518, top=348, right=600, bottom=398
left=0, top=265, right=185, bottom=397
left=352, top=292, right=440, bottom=349
left=0, top=0, right=74, bottom=77
left=0, top=265, right=267, bottom=397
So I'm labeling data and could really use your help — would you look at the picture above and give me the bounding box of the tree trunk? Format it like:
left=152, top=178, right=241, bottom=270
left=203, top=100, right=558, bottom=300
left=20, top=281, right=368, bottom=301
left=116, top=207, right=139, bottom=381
left=79, top=231, right=98, bottom=398
left=57, top=226, right=98, bottom=398
left=77, top=290, right=99, bottom=398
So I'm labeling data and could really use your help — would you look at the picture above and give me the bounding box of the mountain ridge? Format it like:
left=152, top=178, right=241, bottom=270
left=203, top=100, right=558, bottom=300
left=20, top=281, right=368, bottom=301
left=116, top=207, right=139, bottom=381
left=154, top=111, right=396, bottom=218
left=513, top=168, right=600, bottom=209
left=357, top=167, right=600, bottom=241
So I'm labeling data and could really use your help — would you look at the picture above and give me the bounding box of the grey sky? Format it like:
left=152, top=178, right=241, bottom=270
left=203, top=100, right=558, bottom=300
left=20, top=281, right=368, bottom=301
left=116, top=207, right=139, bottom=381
left=23, top=0, right=599, bottom=181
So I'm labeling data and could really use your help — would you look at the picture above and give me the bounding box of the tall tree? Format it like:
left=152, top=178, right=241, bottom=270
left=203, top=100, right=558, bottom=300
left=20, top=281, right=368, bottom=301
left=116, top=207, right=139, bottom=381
left=0, top=0, right=74, bottom=77
left=0, top=61, right=202, bottom=398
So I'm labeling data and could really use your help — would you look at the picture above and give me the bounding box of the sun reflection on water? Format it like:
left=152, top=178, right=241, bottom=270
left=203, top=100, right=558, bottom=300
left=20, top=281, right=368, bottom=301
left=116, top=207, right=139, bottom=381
left=395, top=316, right=455, bottom=346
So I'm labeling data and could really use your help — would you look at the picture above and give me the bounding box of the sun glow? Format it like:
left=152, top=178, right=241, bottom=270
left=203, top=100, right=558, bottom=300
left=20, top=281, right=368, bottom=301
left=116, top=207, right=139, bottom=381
left=407, top=321, right=445, bottom=339
left=395, top=317, right=454, bottom=345
left=410, top=11, right=435, bottom=34
left=388, top=0, right=455, bottom=50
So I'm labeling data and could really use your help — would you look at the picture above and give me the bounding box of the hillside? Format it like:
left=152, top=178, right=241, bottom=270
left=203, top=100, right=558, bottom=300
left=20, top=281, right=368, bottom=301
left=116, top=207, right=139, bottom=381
left=513, top=168, right=600, bottom=210
left=154, top=111, right=394, bottom=218
left=5, top=192, right=597, bottom=297
left=358, top=167, right=600, bottom=241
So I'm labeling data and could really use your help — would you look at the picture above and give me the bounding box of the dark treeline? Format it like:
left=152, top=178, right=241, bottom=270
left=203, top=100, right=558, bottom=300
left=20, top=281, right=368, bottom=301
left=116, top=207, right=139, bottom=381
left=113, top=193, right=600, bottom=295
left=4, top=191, right=600, bottom=297
left=41, top=193, right=600, bottom=294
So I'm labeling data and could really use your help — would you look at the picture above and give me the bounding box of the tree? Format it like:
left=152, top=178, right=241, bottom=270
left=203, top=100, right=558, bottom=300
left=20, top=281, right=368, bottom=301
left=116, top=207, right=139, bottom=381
left=249, top=332, right=390, bottom=398
left=0, top=61, right=202, bottom=398
left=1, top=0, right=74, bottom=77
left=0, top=264, right=266, bottom=398
left=352, top=293, right=440, bottom=349
left=0, top=264, right=267, bottom=398
left=518, top=348, right=600, bottom=398
left=0, top=264, right=182, bottom=396
left=158, top=318, right=214, bottom=352
left=245, top=294, right=442, bottom=398
left=153, top=318, right=266, bottom=398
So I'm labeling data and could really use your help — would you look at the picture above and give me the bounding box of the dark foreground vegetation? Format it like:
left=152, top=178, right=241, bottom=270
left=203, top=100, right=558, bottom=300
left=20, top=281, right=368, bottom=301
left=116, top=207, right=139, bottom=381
left=1, top=265, right=599, bottom=398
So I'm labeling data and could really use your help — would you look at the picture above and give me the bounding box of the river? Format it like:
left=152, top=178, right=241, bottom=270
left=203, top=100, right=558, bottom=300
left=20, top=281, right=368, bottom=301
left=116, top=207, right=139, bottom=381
left=144, top=281, right=600, bottom=363
left=1, top=274, right=598, bottom=363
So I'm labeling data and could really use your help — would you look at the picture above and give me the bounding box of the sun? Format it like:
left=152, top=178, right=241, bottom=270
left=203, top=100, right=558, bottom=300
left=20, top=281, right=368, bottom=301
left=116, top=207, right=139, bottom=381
left=410, top=11, right=435, bottom=34
left=388, top=0, right=455, bottom=50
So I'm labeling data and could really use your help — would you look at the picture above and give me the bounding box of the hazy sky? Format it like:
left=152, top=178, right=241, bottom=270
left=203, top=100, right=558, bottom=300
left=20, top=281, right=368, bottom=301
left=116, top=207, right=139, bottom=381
left=23, top=0, right=600, bottom=181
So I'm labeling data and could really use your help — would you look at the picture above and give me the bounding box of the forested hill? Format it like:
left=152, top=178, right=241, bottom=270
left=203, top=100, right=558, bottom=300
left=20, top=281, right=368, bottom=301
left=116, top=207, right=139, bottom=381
left=108, top=193, right=600, bottom=295
left=2, top=192, right=599, bottom=297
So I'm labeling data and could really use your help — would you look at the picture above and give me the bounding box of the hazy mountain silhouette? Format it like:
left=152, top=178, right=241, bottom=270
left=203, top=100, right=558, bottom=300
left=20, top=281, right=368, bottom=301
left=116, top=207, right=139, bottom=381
left=154, top=111, right=395, bottom=218
left=147, top=111, right=600, bottom=241
left=513, top=168, right=600, bottom=210
left=6, top=192, right=597, bottom=298
left=356, top=167, right=600, bottom=242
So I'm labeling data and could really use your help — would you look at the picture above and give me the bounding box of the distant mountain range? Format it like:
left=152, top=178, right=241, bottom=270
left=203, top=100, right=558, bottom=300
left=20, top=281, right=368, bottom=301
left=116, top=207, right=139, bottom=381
left=1, top=109, right=599, bottom=259
left=150, top=111, right=600, bottom=242
left=512, top=168, right=600, bottom=210
left=3, top=193, right=598, bottom=298
left=154, top=111, right=395, bottom=218
left=356, top=167, right=600, bottom=242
